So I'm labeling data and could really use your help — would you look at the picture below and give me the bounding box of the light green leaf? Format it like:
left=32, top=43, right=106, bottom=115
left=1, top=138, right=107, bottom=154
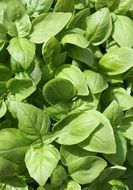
left=29, top=12, right=72, bottom=43
left=79, top=111, right=116, bottom=154
left=54, top=0, right=74, bottom=12
left=25, top=144, right=60, bottom=186
left=69, top=93, right=100, bottom=113
left=61, top=33, right=89, bottom=48
left=103, top=100, right=124, bottom=127
left=25, top=0, right=53, bottom=17
left=3, top=0, right=31, bottom=37
left=66, top=45, right=94, bottom=68
left=53, top=110, right=100, bottom=145
left=99, top=47, right=133, bottom=75
left=0, top=156, right=18, bottom=178
left=112, top=15, right=133, bottom=47
left=104, top=132, right=127, bottom=165
left=64, top=180, right=81, bottom=190
left=45, top=101, right=70, bottom=121
left=7, top=38, right=35, bottom=70
left=42, top=37, right=61, bottom=65
left=84, top=70, right=108, bottom=94
left=0, top=100, right=7, bottom=118
left=85, top=8, right=112, bottom=45
left=0, top=128, right=30, bottom=163
left=9, top=101, right=50, bottom=141
left=74, top=0, right=90, bottom=9
left=109, top=179, right=129, bottom=190
left=60, top=145, right=96, bottom=166
left=56, top=64, right=89, bottom=96
left=6, top=78, right=36, bottom=101
left=114, top=0, right=132, bottom=14
left=43, top=78, right=77, bottom=105
left=68, top=156, right=107, bottom=184
left=119, top=115, right=133, bottom=141
left=102, top=87, right=133, bottom=111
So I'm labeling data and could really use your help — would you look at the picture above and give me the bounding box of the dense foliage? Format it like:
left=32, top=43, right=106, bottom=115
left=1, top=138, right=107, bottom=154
left=0, top=0, right=133, bottom=189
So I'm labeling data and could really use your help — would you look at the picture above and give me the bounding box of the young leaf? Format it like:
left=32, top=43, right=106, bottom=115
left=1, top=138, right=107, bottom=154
left=6, top=78, right=36, bottom=101
left=43, top=78, right=77, bottom=105
left=102, top=87, right=133, bottom=111
left=61, top=33, right=89, bottom=48
left=9, top=101, right=50, bottom=141
left=103, top=100, right=124, bottom=127
left=25, top=144, right=60, bottom=186
left=112, top=15, right=133, bottom=47
left=104, top=132, right=127, bottom=166
left=60, top=145, right=96, bottom=166
left=84, top=70, right=108, bottom=94
left=68, top=156, right=107, bottom=184
left=0, top=100, right=7, bottom=118
left=63, top=180, right=81, bottom=190
left=25, top=0, right=53, bottom=17
left=7, top=38, right=35, bottom=70
left=29, top=12, right=72, bottom=43
left=85, top=8, right=112, bottom=45
left=54, top=0, right=74, bottom=12
left=66, top=45, right=94, bottom=68
left=53, top=110, right=100, bottom=145
left=56, top=64, right=89, bottom=96
left=3, top=0, right=31, bottom=37
left=99, top=47, right=133, bottom=75
left=0, top=128, right=30, bottom=163
left=79, top=111, right=116, bottom=154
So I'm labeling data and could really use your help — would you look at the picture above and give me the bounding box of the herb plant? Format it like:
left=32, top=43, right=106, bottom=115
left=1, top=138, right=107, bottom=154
left=0, top=0, right=133, bottom=189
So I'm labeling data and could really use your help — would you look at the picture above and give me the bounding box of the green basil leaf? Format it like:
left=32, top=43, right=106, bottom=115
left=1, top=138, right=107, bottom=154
left=63, top=180, right=81, bottom=190
left=119, top=115, right=133, bottom=141
left=102, top=87, right=133, bottom=111
left=25, top=144, right=60, bottom=186
left=0, top=156, right=18, bottom=178
left=99, top=47, right=133, bottom=75
left=25, top=0, right=53, bottom=17
left=50, top=165, right=67, bottom=187
left=104, top=132, right=127, bottom=166
left=79, top=111, right=116, bottom=154
left=6, top=78, right=36, bottom=101
left=60, top=145, right=96, bottom=166
left=3, top=0, right=31, bottom=37
left=0, top=128, right=30, bottom=164
left=85, top=8, right=112, bottom=45
left=0, top=100, right=7, bottom=118
left=7, top=38, right=35, bottom=70
left=56, top=64, right=89, bottom=96
left=53, top=110, right=100, bottom=145
left=29, top=12, right=72, bottom=43
left=61, top=33, right=89, bottom=48
left=84, top=70, right=108, bottom=94
left=9, top=101, right=50, bottom=141
left=103, top=100, right=124, bottom=127
left=54, top=0, right=74, bottom=12
left=66, top=45, right=94, bottom=68
left=112, top=15, right=133, bottom=47
left=43, top=78, right=77, bottom=105
left=98, top=165, right=126, bottom=183
left=0, top=63, right=12, bottom=81
left=68, top=156, right=107, bottom=184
